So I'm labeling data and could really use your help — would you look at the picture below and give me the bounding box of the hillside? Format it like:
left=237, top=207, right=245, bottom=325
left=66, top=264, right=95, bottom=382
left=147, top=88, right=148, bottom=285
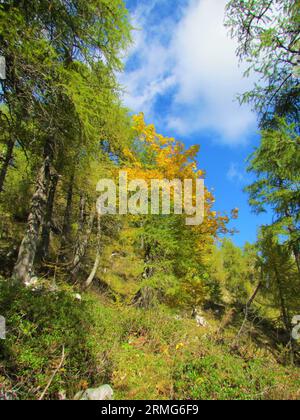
left=0, top=275, right=299, bottom=400
left=0, top=0, right=299, bottom=402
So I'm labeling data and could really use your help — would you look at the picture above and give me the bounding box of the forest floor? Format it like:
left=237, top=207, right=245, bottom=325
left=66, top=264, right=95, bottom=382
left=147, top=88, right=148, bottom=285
left=0, top=277, right=299, bottom=400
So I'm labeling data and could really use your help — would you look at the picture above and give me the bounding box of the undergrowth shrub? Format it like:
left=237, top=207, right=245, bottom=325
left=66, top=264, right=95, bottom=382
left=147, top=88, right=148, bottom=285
left=173, top=352, right=300, bottom=400
left=0, top=279, right=100, bottom=400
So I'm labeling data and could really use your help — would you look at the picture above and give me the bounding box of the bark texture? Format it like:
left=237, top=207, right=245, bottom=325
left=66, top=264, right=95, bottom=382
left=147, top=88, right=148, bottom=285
left=85, top=215, right=101, bottom=289
left=38, top=171, right=59, bottom=262
left=71, top=206, right=95, bottom=281
left=0, top=138, right=15, bottom=193
left=13, top=153, right=52, bottom=283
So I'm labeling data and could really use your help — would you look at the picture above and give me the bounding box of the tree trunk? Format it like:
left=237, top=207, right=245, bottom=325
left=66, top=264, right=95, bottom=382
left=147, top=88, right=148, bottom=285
left=274, top=267, right=290, bottom=333
left=77, top=195, right=87, bottom=235
left=236, top=280, right=262, bottom=340
left=71, top=207, right=95, bottom=281
left=273, top=264, right=295, bottom=364
left=38, top=171, right=59, bottom=262
left=0, top=138, right=15, bottom=194
left=291, top=244, right=300, bottom=277
left=132, top=287, right=157, bottom=309
left=61, top=174, right=74, bottom=245
left=287, top=229, right=300, bottom=277
left=247, top=281, right=263, bottom=308
left=285, top=211, right=300, bottom=277
left=85, top=215, right=101, bottom=289
left=63, top=180, right=73, bottom=230
left=59, top=174, right=74, bottom=260
left=70, top=194, right=87, bottom=265
left=12, top=153, right=52, bottom=284
left=142, top=244, right=154, bottom=279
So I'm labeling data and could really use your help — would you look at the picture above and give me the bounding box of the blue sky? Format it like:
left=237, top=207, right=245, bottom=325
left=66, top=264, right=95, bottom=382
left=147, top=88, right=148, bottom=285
left=120, top=0, right=272, bottom=247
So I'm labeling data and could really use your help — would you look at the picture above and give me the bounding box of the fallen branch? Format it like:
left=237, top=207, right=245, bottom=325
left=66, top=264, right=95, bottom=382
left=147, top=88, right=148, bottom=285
left=39, top=346, right=65, bottom=401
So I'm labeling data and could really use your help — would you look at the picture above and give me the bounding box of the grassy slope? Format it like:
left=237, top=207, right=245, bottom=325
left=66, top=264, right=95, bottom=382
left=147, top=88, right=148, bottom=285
left=88, top=292, right=300, bottom=400
left=0, top=227, right=299, bottom=400
left=0, top=279, right=299, bottom=400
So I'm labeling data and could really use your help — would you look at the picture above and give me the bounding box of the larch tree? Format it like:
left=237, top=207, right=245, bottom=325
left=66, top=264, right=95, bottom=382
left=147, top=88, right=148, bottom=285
left=226, top=0, right=300, bottom=127
left=2, top=0, right=132, bottom=284
left=245, top=119, right=300, bottom=277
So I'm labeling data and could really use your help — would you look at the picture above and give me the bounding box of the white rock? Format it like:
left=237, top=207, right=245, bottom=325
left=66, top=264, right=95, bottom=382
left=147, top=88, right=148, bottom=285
left=75, top=385, right=114, bottom=401
left=48, top=284, right=59, bottom=293
left=195, top=315, right=208, bottom=328
left=24, top=276, right=39, bottom=288
left=192, top=308, right=208, bottom=328
left=58, top=390, right=67, bottom=400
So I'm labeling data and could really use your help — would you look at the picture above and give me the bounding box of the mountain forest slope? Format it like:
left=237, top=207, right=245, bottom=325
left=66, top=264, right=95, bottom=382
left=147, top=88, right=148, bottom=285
left=0, top=0, right=299, bottom=401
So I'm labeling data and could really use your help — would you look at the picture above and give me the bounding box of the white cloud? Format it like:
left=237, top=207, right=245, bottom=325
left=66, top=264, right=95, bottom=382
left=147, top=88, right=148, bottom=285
left=227, top=162, right=247, bottom=184
left=120, top=0, right=257, bottom=145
